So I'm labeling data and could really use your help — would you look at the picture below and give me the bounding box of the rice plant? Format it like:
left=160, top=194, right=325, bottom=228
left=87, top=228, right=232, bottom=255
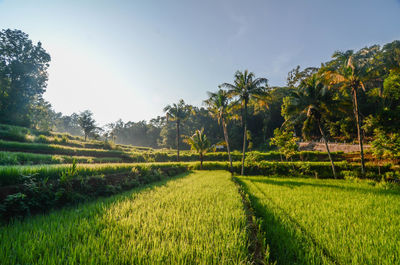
left=0, top=171, right=251, bottom=264
left=238, top=175, right=400, bottom=264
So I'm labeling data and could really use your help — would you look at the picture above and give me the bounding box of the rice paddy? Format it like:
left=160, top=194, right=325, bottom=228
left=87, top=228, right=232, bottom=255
left=237, top=176, right=400, bottom=264
left=0, top=171, right=252, bottom=265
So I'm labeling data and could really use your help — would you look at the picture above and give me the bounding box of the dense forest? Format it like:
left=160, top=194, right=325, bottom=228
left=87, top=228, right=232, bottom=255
left=1, top=29, right=399, bottom=156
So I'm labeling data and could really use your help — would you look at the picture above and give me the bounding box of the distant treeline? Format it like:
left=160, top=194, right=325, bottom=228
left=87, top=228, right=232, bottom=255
left=1, top=28, right=399, bottom=152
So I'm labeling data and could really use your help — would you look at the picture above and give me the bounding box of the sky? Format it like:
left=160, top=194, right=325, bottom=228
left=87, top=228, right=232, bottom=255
left=0, top=0, right=400, bottom=126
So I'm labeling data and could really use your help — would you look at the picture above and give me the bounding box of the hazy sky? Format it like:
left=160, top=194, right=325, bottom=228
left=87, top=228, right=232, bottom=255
left=1, top=0, right=399, bottom=126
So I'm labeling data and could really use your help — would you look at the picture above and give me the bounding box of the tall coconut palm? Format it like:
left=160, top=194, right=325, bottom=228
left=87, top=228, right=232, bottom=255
left=184, top=128, right=211, bottom=169
left=283, top=74, right=337, bottom=178
left=220, top=70, right=268, bottom=175
left=163, top=99, right=191, bottom=161
left=204, top=89, right=233, bottom=173
left=324, top=50, right=372, bottom=175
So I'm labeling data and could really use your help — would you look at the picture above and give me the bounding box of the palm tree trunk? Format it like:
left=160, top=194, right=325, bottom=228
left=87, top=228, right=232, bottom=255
left=241, top=102, right=248, bottom=175
left=200, top=154, right=203, bottom=170
left=317, top=120, right=337, bottom=178
left=176, top=120, right=180, bottom=162
left=222, top=119, right=233, bottom=174
left=352, top=88, right=365, bottom=175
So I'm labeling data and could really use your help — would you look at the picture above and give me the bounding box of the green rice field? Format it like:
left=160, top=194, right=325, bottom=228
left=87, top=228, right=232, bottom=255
left=0, top=171, right=252, bottom=265
left=237, top=176, right=400, bottom=265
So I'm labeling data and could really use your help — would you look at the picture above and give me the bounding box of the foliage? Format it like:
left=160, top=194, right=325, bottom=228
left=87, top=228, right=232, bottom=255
left=184, top=129, right=211, bottom=168
left=0, top=29, right=51, bottom=127
left=77, top=110, right=97, bottom=141
left=220, top=70, right=269, bottom=174
left=163, top=99, right=192, bottom=160
left=371, top=129, right=400, bottom=162
left=270, top=128, right=299, bottom=160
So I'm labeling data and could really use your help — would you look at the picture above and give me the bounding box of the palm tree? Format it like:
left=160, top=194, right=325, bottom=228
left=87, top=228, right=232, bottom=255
left=220, top=70, right=268, bottom=175
left=163, top=99, right=191, bottom=161
left=323, top=50, right=372, bottom=175
left=185, top=129, right=211, bottom=169
left=204, top=89, right=233, bottom=173
left=283, top=75, right=337, bottom=178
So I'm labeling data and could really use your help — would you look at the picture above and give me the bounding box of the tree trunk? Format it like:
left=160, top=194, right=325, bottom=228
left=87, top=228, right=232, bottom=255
left=352, top=88, right=365, bottom=175
left=241, top=102, right=248, bottom=175
left=317, top=120, right=337, bottom=179
left=222, top=119, right=233, bottom=174
left=176, top=120, right=180, bottom=162
left=200, top=154, right=203, bottom=170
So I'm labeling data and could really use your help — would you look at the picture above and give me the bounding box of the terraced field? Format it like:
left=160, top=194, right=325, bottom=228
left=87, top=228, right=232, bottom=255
left=0, top=171, right=252, bottom=265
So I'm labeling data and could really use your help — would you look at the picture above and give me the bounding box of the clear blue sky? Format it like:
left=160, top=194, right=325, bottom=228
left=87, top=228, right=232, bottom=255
left=1, top=0, right=399, bottom=126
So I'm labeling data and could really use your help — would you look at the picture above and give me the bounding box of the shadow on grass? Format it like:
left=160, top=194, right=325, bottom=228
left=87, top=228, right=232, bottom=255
left=236, top=177, right=340, bottom=265
left=245, top=177, right=400, bottom=197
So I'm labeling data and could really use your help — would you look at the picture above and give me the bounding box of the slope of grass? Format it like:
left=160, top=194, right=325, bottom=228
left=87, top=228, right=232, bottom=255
left=0, top=140, right=129, bottom=159
left=0, top=171, right=251, bottom=264
left=237, top=176, right=400, bottom=264
left=0, top=151, right=123, bottom=165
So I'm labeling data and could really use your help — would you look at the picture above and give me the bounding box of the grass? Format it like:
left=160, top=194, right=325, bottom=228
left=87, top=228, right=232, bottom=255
left=0, top=171, right=251, bottom=264
left=0, top=151, right=123, bottom=165
left=0, top=162, right=190, bottom=186
left=237, top=175, right=400, bottom=264
left=0, top=140, right=130, bottom=159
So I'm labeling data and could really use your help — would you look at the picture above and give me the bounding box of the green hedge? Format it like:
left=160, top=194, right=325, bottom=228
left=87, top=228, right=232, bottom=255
left=131, top=150, right=344, bottom=163
left=189, top=161, right=393, bottom=180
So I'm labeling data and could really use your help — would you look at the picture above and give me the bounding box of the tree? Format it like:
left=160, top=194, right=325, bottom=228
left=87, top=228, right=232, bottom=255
left=163, top=99, right=191, bottom=161
left=270, top=128, right=299, bottom=161
left=0, top=29, right=51, bottom=127
left=78, top=110, right=96, bottom=141
left=184, top=129, right=211, bottom=169
left=282, top=75, right=337, bottom=178
left=29, top=96, right=56, bottom=131
left=220, top=70, right=268, bottom=175
left=204, top=89, right=233, bottom=173
left=323, top=50, right=373, bottom=175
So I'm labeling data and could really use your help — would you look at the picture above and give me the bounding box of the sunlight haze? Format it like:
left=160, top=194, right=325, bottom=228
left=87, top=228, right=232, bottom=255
left=0, top=0, right=399, bottom=125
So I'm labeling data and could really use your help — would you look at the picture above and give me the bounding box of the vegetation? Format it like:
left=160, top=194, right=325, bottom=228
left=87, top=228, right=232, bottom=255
left=0, top=151, right=122, bottom=165
left=282, top=75, right=337, bottom=177
left=204, top=89, right=234, bottom=173
left=0, top=29, right=51, bottom=128
left=220, top=70, right=268, bottom=175
left=0, top=140, right=129, bottom=159
left=77, top=110, right=97, bottom=141
left=163, top=99, right=192, bottom=161
left=184, top=129, right=211, bottom=169
left=1, top=27, right=400, bottom=265
left=0, top=162, right=187, bottom=220
left=0, top=171, right=253, bottom=264
left=270, top=128, right=299, bottom=161
left=237, top=175, right=400, bottom=264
